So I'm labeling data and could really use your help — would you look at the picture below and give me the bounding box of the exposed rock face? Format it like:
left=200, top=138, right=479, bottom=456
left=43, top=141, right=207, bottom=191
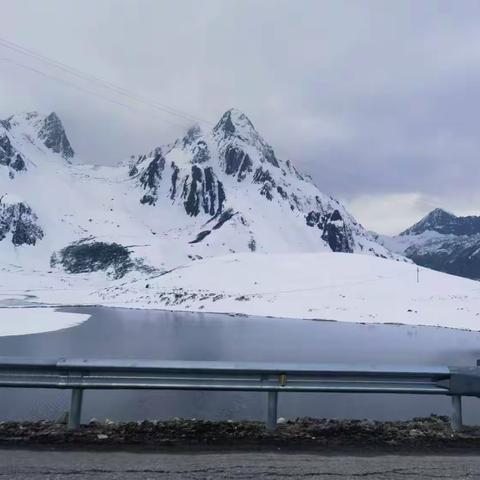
left=0, top=196, right=44, bottom=246
left=134, top=144, right=227, bottom=217
left=224, top=146, right=252, bottom=180
left=380, top=209, right=480, bottom=280
left=0, top=133, right=27, bottom=178
left=138, top=149, right=165, bottom=205
left=306, top=209, right=354, bottom=253
left=1, top=111, right=75, bottom=173
left=181, top=164, right=226, bottom=216
left=214, top=109, right=279, bottom=167
left=183, top=165, right=225, bottom=216
left=37, top=112, right=75, bottom=160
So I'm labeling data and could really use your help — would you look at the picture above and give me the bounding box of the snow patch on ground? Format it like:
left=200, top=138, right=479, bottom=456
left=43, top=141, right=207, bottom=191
left=0, top=307, right=90, bottom=336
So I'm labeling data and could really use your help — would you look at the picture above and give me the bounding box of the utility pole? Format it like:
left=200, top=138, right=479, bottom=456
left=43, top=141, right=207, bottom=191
left=417, top=266, right=420, bottom=284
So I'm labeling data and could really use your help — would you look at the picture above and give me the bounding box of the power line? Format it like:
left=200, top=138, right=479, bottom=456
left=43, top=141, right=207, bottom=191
left=0, top=36, right=213, bottom=127
left=0, top=56, right=191, bottom=130
left=0, top=36, right=211, bottom=125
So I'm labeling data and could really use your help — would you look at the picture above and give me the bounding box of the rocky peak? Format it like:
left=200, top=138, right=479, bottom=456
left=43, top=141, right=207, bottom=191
left=213, top=109, right=279, bottom=171
left=213, top=108, right=257, bottom=141
left=401, top=208, right=456, bottom=235
left=38, top=112, right=75, bottom=160
left=426, top=208, right=456, bottom=224
left=401, top=208, right=480, bottom=236
left=3, top=111, right=75, bottom=161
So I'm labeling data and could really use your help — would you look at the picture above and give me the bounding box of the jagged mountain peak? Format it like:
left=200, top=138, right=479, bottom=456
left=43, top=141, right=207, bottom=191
left=424, top=208, right=456, bottom=221
left=125, top=108, right=402, bottom=261
left=401, top=208, right=457, bottom=236
left=2, top=111, right=74, bottom=161
left=381, top=207, right=480, bottom=279
left=211, top=109, right=279, bottom=172
left=400, top=207, right=480, bottom=237
left=213, top=108, right=257, bottom=140
left=36, top=112, right=75, bottom=160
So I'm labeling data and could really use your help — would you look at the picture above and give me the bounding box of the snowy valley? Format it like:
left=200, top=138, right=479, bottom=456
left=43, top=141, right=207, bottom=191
left=1, top=108, right=480, bottom=332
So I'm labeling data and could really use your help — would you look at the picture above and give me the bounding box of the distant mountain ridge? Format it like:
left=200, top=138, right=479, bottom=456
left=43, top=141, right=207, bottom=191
left=0, top=107, right=403, bottom=277
left=401, top=208, right=480, bottom=236
left=380, top=209, right=480, bottom=280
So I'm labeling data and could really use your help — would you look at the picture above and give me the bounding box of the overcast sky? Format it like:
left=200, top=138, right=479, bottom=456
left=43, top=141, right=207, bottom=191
left=1, top=0, right=479, bottom=234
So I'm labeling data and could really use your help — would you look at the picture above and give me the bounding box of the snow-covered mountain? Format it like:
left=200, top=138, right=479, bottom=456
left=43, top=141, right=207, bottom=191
left=379, top=208, right=480, bottom=280
left=0, top=108, right=401, bottom=276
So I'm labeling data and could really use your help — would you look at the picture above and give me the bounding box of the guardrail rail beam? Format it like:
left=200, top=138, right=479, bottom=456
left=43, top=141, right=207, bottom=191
left=0, top=357, right=478, bottom=431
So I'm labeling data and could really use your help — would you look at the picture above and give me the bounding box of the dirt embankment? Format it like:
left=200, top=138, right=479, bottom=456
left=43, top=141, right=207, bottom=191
left=2, top=415, right=480, bottom=451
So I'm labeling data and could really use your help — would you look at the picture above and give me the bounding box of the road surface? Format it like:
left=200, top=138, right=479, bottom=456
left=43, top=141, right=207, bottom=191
left=1, top=449, right=480, bottom=479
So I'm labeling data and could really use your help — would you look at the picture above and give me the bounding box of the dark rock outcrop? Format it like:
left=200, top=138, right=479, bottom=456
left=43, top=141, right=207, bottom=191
left=0, top=198, right=43, bottom=246
left=306, top=209, right=353, bottom=253
left=224, top=146, right=252, bottom=180
left=184, top=165, right=225, bottom=216
left=38, top=112, right=74, bottom=160
left=139, top=150, right=166, bottom=205
left=0, top=134, right=26, bottom=177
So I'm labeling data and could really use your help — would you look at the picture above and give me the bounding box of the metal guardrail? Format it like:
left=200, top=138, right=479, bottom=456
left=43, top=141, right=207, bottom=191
left=0, top=357, right=479, bottom=431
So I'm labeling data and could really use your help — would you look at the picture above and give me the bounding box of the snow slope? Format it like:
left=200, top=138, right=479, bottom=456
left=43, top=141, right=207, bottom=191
left=97, top=252, right=480, bottom=330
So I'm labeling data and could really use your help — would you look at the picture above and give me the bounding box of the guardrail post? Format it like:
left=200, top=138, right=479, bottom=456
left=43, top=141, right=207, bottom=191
left=266, top=391, right=278, bottom=431
left=68, top=388, right=83, bottom=430
left=451, top=395, right=462, bottom=431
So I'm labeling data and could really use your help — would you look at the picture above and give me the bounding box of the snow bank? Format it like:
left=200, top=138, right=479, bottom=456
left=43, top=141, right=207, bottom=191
left=100, top=252, right=480, bottom=330
left=0, top=307, right=90, bottom=336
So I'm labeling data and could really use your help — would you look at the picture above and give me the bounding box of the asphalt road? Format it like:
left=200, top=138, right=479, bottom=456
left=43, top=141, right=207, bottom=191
left=2, top=449, right=480, bottom=479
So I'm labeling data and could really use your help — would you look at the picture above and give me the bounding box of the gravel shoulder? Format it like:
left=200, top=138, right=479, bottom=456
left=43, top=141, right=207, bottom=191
left=2, top=415, right=480, bottom=452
